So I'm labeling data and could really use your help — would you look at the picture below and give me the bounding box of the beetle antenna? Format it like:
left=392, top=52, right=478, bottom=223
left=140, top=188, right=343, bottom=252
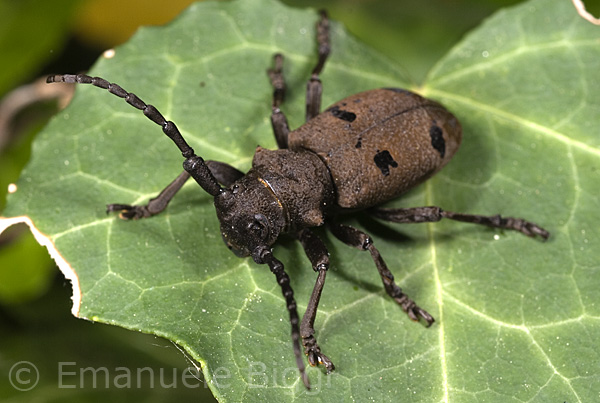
left=46, top=74, right=223, bottom=197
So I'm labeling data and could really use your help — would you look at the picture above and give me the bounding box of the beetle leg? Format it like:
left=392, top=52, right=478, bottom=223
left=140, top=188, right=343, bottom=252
left=328, top=222, right=435, bottom=326
left=267, top=53, right=290, bottom=149
left=107, top=161, right=243, bottom=220
left=296, top=228, right=335, bottom=372
left=370, top=206, right=550, bottom=240
left=106, top=170, right=190, bottom=219
left=305, top=10, right=330, bottom=122
left=252, top=245, right=311, bottom=389
left=205, top=160, right=245, bottom=187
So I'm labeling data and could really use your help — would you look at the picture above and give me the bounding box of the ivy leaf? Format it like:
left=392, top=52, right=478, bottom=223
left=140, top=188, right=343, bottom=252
left=0, top=0, right=80, bottom=95
left=1, top=0, right=599, bottom=401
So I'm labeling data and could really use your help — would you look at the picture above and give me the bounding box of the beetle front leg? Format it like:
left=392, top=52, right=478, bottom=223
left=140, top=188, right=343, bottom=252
left=107, top=161, right=243, bottom=220
left=296, top=228, right=335, bottom=372
left=328, top=222, right=435, bottom=326
left=252, top=246, right=311, bottom=389
left=107, top=170, right=191, bottom=219
left=305, top=10, right=330, bottom=121
left=370, top=206, right=549, bottom=240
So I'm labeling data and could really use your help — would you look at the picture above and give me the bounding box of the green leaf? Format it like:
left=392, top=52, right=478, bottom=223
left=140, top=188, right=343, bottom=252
left=0, top=278, right=217, bottom=402
left=1, top=0, right=599, bottom=400
left=0, top=0, right=81, bottom=96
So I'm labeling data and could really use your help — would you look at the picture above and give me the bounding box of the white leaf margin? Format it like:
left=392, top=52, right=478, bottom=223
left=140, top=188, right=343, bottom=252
left=0, top=215, right=82, bottom=316
left=572, top=0, right=600, bottom=24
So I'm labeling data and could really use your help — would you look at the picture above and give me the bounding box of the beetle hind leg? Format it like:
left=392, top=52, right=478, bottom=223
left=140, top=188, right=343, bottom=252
left=370, top=206, right=549, bottom=240
left=328, top=222, right=435, bottom=326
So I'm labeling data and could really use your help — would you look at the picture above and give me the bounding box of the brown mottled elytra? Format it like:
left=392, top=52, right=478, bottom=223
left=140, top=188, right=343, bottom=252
left=47, top=10, right=548, bottom=389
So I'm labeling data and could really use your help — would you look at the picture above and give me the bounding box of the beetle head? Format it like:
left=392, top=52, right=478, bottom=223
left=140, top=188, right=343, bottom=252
left=214, top=172, right=286, bottom=258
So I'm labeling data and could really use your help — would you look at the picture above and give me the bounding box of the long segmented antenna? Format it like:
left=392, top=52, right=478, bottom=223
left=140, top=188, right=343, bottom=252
left=46, top=74, right=223, bottom=197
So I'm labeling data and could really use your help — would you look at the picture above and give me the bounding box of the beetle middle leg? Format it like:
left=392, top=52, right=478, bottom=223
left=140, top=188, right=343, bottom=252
left=296, top=228, right=335, bottom=372
left=370, top=206, right=550, bottom=239
left=328, top=222, right=435, bottom=326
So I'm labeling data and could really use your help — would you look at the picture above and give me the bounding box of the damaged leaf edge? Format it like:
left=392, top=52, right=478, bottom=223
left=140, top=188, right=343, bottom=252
left=0, top=216, right=82, bottom=316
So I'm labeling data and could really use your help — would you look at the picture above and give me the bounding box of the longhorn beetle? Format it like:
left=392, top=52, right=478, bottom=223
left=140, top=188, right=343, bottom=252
left=47, top=11, right=549, bottom=389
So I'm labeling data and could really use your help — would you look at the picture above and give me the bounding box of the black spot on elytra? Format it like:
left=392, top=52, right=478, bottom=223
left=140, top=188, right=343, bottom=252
left=373, top=150, right=398, bottom=176
left=327, top=105, right=356, bottom=122
left=429, top=125, right=445, bottom=158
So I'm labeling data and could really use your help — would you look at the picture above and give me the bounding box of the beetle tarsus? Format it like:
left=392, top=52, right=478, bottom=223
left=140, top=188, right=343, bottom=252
left=267, top=53, right=285, bottom=109
left=395, top=294, right=435, bottom=327
left=305, top=10, right=330, bottom=121
left=106, top=203, right=149, bottom=220
left=303, top=334, right=335, bottom=372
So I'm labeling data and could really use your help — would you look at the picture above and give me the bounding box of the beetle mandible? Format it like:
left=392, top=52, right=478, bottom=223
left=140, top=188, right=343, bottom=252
left=47, top=11, right=549, bottom=389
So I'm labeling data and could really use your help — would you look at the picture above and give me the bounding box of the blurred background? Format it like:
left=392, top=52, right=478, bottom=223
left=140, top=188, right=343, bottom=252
left=1, top=0, right=596, bottom=401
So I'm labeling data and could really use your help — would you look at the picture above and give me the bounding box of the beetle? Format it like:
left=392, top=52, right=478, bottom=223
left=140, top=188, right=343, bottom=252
left=47, top=11, right=549, bottom=389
